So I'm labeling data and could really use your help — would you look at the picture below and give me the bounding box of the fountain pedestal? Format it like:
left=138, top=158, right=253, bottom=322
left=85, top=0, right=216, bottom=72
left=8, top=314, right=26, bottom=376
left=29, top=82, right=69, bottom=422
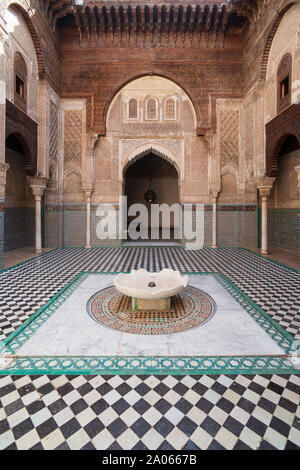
left=114, top=268, right=188, bottom=313
left=132, top=297, right=171, bottom=311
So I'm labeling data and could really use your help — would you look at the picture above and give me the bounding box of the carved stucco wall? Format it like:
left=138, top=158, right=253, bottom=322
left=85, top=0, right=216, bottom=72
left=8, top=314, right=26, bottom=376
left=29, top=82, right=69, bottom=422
left=93, top=76, right=211, bottom=204
left=262, top=6, right=300, bottom=213
left=218, top=173, right=238, bottom=204
left=240, top=89, right=261, bottom=184
left=219, top=109, right=240, bottom=168
left=2, top=4, right=61, bottom=200
left=215, top=96, right=261, bottom=204
left=217, top=99, right=248, bottom=202
left=4, top=5, right=38, bottom=122
left=265, top=4, right=300, bottom=124
left=236, top=6, right=300, bottom=187
left=243, top=100, right=254, bottom=181
left=62, top=100, right=86, bottom=203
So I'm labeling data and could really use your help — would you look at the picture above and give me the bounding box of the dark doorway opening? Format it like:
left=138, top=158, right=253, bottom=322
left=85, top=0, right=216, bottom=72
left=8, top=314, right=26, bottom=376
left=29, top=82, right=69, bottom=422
left=4, top=134, right=35, bottom=252
left=123, top=152, right=180, bottom=244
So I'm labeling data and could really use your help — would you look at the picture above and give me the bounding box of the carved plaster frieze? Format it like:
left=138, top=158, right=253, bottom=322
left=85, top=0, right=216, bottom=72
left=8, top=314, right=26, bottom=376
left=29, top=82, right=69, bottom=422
left=216, top=99, right=242, bottom=108
left=61, top=100, right=86, bottom=110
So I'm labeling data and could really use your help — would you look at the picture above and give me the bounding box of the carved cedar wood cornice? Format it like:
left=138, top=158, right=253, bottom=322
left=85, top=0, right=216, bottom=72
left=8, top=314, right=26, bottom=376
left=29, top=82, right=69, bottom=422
left=37, top=1, right=262, bottom=48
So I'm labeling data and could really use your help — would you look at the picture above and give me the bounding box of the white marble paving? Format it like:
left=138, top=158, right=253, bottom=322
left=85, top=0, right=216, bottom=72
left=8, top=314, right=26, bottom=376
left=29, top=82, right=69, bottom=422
left=16, top=274, right=283, bottom=357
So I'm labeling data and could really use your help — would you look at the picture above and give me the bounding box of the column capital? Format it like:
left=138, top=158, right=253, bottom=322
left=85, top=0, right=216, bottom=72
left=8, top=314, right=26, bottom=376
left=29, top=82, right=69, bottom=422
left=257, top=186, right=273, bottom=198
left=257, top=176, right=275, bottom=187
left=0, top=162, right=9, bottom=176
left=210, top=183, right=220, bottom=200
left=257, top=176, right=275, bottom=198
left=28, top=176, right=48, bottom=198
left=210, top=191, right=219, bottom=200
left=83, top=187, right=93, bottom=201
left=85, top=134, right=98, bottom=151
left=204, top=134, right=216, bottom=151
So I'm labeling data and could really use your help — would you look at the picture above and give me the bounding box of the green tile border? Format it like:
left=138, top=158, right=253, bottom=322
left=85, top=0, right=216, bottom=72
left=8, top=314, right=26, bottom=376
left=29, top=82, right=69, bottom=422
left=1, top=355, right=295, bottom=376
left=0, top=271, right=298, bottom=375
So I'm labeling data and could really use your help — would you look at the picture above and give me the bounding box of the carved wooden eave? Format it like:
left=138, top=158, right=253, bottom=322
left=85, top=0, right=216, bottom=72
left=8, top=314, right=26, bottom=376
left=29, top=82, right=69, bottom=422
left=265, top=103, right=300, bottom=176
left=37, top=1, right=261, bottom=48
left=5, top=100, right=38, bottom=175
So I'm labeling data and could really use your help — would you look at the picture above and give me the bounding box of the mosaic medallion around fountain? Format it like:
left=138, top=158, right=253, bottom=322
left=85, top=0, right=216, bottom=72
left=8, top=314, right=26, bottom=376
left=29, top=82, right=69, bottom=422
left=87, top=285, right=216, bottom=335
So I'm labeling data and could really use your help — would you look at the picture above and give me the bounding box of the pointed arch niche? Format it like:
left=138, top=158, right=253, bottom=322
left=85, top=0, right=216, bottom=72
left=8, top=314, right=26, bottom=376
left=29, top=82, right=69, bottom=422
left=122, top=147, right=180, bottom=242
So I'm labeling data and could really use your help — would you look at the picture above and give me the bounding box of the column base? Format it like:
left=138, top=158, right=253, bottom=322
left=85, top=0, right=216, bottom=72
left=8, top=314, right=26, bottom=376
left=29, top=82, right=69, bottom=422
left=260, top=250, right=268, bottom=255
left=35, top=249, right=43, bottom=254
left=211, top=245, right=217, bottom=249
left=85, top=245, right=92, bottom=249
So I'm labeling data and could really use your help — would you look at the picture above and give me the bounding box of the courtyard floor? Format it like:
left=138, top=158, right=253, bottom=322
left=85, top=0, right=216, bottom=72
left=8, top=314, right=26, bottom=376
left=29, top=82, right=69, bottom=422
left=0, top=247, right=299, bottom=450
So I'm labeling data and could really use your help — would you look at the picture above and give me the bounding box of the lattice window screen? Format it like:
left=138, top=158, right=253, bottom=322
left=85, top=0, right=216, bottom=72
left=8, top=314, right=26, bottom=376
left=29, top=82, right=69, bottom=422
left=147, top=99, right=157, bottom=120
left=128, top=98, right=138, bottom=119
left=165, top=98, right=175, bottom=119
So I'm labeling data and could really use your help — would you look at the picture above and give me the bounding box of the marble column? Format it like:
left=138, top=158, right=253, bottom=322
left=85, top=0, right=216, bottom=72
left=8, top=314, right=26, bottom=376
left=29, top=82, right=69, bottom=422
left=28, top=177, right=47, bottom=254
left=84, top=189, right=93, bottom=249
left=0, top=163, right=9, bottom=198
left=295, top=166, right=300, bottom=194
left=211, top=192, right=219, bottom=249
left=210, top=185, right=220, bottom=249
left=257, top=178, right=275, bottom=255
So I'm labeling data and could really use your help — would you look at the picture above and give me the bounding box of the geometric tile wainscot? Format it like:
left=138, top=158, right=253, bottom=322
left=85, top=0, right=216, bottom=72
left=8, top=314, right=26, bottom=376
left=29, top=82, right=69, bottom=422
left=0, top=271, right=298, bottom=376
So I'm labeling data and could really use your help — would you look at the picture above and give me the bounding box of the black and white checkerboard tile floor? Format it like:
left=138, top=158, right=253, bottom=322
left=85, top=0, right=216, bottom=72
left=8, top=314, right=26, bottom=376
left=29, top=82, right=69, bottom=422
left=0, top=247, right=299, bottom=342
left=0, top=247, right=299, bottom=450
left=0, top=373, right=299, bottom=450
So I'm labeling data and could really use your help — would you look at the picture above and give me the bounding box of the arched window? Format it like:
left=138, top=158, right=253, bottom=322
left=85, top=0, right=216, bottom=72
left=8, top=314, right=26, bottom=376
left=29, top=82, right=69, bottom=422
left=277, top=54, right=292, bottom=114
left=165, top=98, right=176, bottom=120
left=146, top=98, right=157, bottom=120
left=14, top=53, right=27, bottom=112
left=128, top=98, right=138, bottom=119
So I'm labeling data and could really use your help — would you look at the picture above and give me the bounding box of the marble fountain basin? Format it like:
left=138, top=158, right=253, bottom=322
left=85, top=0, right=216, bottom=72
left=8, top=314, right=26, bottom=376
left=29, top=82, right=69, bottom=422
left=115, top=269, right=189, bottom=311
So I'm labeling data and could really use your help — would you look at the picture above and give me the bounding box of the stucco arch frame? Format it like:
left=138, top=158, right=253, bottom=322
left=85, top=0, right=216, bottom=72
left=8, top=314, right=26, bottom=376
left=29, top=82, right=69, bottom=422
left=260, top=2, right=297, bottom=81
left=7, top=2, right=45, bottom=79
left=105, top=72, right=199, bottom=135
